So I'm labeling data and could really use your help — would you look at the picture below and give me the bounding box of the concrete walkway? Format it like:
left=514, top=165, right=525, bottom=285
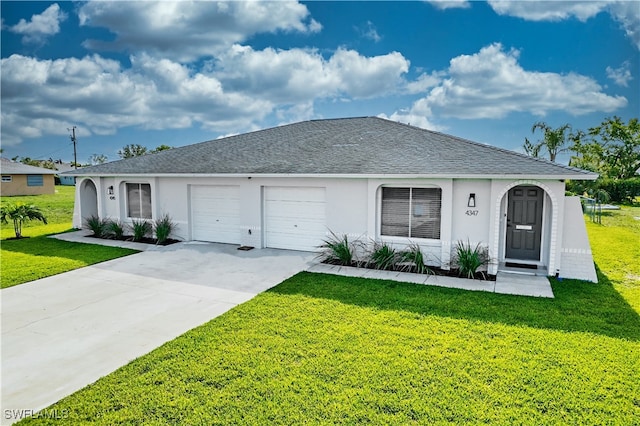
left=1, top=240, right=314, bottom=425
left=307, top=263, right=554, bottom=298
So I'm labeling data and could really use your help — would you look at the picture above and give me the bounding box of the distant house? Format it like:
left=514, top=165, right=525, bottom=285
left=54, top=162, right=79, bottom=186
left=0, top=158, right=57, bottom=196
left=66, top=117, right=599, bottom=282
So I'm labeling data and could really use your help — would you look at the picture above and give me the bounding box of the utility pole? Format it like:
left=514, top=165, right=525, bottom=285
left=68, top=126, right=77, bottom=169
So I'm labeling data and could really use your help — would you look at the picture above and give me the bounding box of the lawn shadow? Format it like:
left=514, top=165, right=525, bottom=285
left=271, top=266, right=640, bottom=342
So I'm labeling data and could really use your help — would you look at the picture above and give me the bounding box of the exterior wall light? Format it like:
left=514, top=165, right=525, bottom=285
left=467, top=193, right=476, bottom=208
left=107, top=185, right=114, bottom=195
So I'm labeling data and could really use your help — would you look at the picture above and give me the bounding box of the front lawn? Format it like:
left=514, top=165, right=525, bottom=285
left=1, top=186, right=138, bottom=289
left=18, top=208, right=640, bottom=424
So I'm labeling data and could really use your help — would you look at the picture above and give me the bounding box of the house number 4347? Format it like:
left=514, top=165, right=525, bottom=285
left=465, top=210, right=479, bottom=216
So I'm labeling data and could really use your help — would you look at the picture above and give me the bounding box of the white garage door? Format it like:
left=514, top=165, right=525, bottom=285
left=191, top=185, right=240, bottom=244
left=264, top=186, right=326, bottom=252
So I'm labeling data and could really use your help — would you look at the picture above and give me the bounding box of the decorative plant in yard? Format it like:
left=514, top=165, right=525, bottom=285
left=398, top=243, right=433, bottom=275
left=153, top=214, right=176, bottom=245
left=85, top=215, right=109, bottom=238
left=0, top=203, right=48, bottom=239
left=369, top=241, right=399, bottom=270
left=130, top=219, right=152, bottom=242
left=453, top=239, right=489, bottom=280
left=106, top=220, right=126, bottom=240
left=317, top=231, right=360, bottom=266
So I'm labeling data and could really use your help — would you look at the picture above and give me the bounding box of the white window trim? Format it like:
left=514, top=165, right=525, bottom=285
left=378, top=185, right=442, bottom=242
left=1, top=175, right=12, bottom=182
left=125, top=182, right=153, bottom=220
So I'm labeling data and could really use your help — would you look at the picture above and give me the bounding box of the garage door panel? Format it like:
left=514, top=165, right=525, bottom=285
left=191, top=185, right=240, bottom=244
left=264, top=187, right=326, bottom=252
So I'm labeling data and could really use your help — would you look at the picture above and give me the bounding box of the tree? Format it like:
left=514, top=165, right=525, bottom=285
left=523, top=122, right=573, bottom=162
left=0, top=203, right=48, bottom=239
left=89, top=154, right=108, bottom=165
left=150, top=144, right=173, bottom=153
left=573, top=116, right=640, bottom=180
left=118, top=144, right=148, bottom=159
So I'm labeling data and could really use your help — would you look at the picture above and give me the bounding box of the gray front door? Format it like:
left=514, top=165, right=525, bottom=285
left=506, top=186, right=543, bottom=261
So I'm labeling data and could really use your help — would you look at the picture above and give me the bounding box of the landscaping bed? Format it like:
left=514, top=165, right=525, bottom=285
left=320, top=258, right=496, bottom=281
left=85, top=234, right=180, bottom=246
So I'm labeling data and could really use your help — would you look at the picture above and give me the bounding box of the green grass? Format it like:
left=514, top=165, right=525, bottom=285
left=17, top=208, right=640, bottom=425
left=585, top=205, right=640, bottom=312
left=1, top=186, right=138, bottom=289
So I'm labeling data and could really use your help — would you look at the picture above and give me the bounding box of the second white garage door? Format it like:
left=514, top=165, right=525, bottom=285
left=191, top=185, right=240, bottom=244
left=264, top=186, right=326, bottom=252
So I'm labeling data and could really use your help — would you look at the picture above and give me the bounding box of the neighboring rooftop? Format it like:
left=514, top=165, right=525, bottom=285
left=66, top=117, right=597, bottom=179
left=1, top=158, right=58, bottom=175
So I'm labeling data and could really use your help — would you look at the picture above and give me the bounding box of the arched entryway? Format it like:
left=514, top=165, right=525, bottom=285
left=80, top=179, right=98, bottom=226
left=492, top=180, right=558, bottom=275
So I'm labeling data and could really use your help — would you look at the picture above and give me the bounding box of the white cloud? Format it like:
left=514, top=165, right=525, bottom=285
left=488, top=1, right=640, bottom=49
left=405, top=71, right=444, bottom=94
left=426, top=1, right=471, bottom=10
left=608, top=1, right=640, bottom=49
left=606, top=61, right=633, bottom=87
left=0, top=45, right=410, bottom=145
left=386, top=43, right=627, bottom=128
left=8, top=3, right=67, bottom=43
left=358, top=21, right=382, bottom=42
left=215, top=45, right=409, bottom=101
left=0, top=54, right=271, bottom=146
left=487, top=0, right=608, bottom=22
left=78, top=1, right=321, bottom=61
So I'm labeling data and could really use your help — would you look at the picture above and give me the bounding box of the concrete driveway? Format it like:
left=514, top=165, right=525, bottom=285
left=1, top=241, right=313, bottom=424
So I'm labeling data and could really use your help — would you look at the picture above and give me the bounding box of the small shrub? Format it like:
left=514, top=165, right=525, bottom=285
left=106, top=220, right=126, bottom=240
left=154, top=214, right=176, bottom=245
left=398, top=243, right=433, bottom=275
left=453, top=239, right=488, bottom=280
left=369, top=241, right=399, bottom=270
left=131, top=219, right=152, bottom=242
left=317, top=231, right=359, bottom=265
left=85, top=215, right=108, bottom=238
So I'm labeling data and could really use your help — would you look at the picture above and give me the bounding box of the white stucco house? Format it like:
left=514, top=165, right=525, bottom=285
left=67, top=117, right=598, bottom=281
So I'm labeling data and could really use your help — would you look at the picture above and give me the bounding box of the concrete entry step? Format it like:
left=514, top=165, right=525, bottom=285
left=495, top=272, right=554, bottom=298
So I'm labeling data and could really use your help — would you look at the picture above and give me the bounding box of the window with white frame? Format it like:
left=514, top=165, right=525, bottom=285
left=126, top=183, right=152, bottom=219
left=2, top=175, right=12, bottom=182
left=381, top=187, right=442, bottom=239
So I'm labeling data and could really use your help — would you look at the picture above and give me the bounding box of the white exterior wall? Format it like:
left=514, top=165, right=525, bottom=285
left=559, top=197, right=597, bottom=282
left=73, top=174, right=595, bottom=281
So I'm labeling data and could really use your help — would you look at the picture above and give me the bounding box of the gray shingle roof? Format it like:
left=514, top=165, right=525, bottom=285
left=67, top=117, right=596, bottom=179
left=1, top=158, right=58, bottom=175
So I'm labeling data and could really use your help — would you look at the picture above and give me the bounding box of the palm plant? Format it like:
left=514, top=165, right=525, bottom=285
left=1, top=203, right=48, bottom=239
left=524, top=122, right=573, bottom=162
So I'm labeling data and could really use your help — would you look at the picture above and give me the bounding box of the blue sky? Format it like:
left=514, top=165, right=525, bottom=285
left=1, top=1, right=638, bottom=165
